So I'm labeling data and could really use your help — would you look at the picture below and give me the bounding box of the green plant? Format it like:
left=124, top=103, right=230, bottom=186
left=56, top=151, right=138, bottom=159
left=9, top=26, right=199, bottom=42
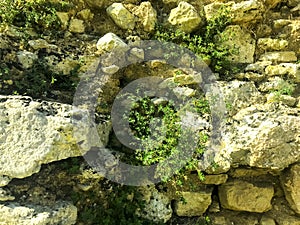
left=0, top=0, right=70, bottom=36
left=153, top=6, right=238, bottom=78
left=126, top=95, right=210, bottom=183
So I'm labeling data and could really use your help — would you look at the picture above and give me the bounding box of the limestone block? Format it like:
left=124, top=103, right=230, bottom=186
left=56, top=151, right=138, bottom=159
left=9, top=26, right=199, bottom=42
left=217, top=25, right=255, bottom=64
left=245, top=61, right=272, bottom=73
left=204, top=0, right=263, bottom=23
left=17, top=51, right=38, bottom=69
left=175, top=190, right=213, bottom=216
left=259, top=51, right=297, bottom=62
left=0, top=95, right=111, bottom=180
left=265, top=63, right=300, bottom=83
left=218, top=180, right=274, bottom=212
left=0, top=201, right=77, bottom=225
left=280, top=163, right=300, bottom=215
left=69, top=19, right=85, bottom=33
left=168, top=1, right=202, bottom=33
left=257, top=38, right=288, bottom=51
left=202, top=174, right=228, bottom=185
left=56, top=12, right=69, bottom=30
left=96, top=32, right=129, bottom=54
left=132, top=2, right=157, bottom=32
left=106, top=3, right=135, bottom=30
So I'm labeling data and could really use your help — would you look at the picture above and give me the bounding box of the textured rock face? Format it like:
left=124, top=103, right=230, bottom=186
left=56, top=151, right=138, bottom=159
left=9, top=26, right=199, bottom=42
left=281, top=163, right=300, bottom=215
left=106, top=3, right=135, bottom=30
left=0, top=95, right=110, bottom=181
left=96, top=32, right=129, bottom=54
left=168, top=1, right=202, bottom=33
left=218, top=180, right=274, bottom=212
left=132, top=2, right=157, bottom=32
left=218, top=25, right=256, bottom=64
left=259, top=51, right=298, bottom=62
left=17, top=51, right=38, bottom=69
left=224, top=104, right=300, bottom=170
left=204, top=0, right=263, bottom=23
left=174, top=190, right=213, bottom=216
left=68, top=19, right=85, bottom=33
left=0, top=201, right=77, bottom=225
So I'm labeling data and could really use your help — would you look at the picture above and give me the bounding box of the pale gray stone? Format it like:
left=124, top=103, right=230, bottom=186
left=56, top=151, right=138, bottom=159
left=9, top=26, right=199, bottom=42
left=0, top=95, right=110, bottom=180
left=0, top=201, right=77, bottom=225
left=17, top=51, right=38, bottom=69
left=259, top=51, right=297, bottom=62
left=96, top=32, right=129, bottom=54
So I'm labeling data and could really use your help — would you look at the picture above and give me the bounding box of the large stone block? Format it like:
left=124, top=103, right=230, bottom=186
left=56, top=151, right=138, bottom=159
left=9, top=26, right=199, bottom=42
left=0, top=201, right=77, bottom=225
left=0, top=95, right=111, bottom=182
left=281, top=163, right=300, bottom=215
left=106, top=3, right=135, bottom=30
left=218, top=180, right=274, bottom=212
left=168, top=1, right=202, bottom=33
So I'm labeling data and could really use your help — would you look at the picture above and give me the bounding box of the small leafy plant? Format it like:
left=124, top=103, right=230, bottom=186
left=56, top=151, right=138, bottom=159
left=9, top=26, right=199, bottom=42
left=153, top=6, right=238, bottom=78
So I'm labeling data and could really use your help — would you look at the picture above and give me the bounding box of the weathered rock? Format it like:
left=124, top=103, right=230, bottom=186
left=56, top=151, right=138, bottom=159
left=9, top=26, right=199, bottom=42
left=17, top=51, right=38, bottom=69
left=265, top=63, right=300, bottom=83
left=56, top=12, right=69, bottom=30
left=224, top=103, right=300, bottom=170
left=0, top=95, right=111, bottom=181
left=218, top=180, right=274, bottom=212
left=204, top=0, right=263, bottom=24
left=231, top=0, right=264, bottom=23
left=259, top=51, right=297, bottom=62
left=267, top=93, right=297, bottom=107
left=257, top=38, right=288, bottom=51
left=28, top=39, right=57, bottom=50
left=168, top=1, right=202, bottom=33
left=132, top=2, right=157, bottom=32
left=235, top=72, right=265, bottom=82
left=54, top=58, right=80, bottom=75
left=96, top=32, right=129, bottom=54
left=280, top=163, right=300, bottom=215
left=245, top=61, right=272, bottom=73
left=202, top=174, right=228, bottom=185
left=0, top=188, right=14, bottom=201
left=69, top=19, right=85, bottom=33
left=77, top=9, right=94, bottom=21
left=106, top=3, right=135, bottom=30
left=174, top=190, right=213, bottom=216
left=217, top=25, right=255, bottom=64
left=260, top=216, right=276, bottom=225
left=136, top=186, right=172, bottom=223
left=0, top=201, right=77, bottom=225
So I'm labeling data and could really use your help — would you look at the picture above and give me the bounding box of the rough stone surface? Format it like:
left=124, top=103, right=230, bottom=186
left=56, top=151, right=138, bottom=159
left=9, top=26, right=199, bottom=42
left=265, top=63, right=300, bottom=83
left=96, top=32, right=129, bottom=54
left=28, top=39, right=57, bottom=50
left=260, top=216, right=276, bottom=225
left=218, top=25, right=256, bottom=64
left=137, top=186, right=172, bottom=223
left=56, top=12, right=69, bottom=30
left=204, top=0, right=263, bottom=23
left=69, top=19, right=85, bottom=33
left=175, top=190, right=213, bottom=216
left=223, top=103, right=300, bottom=170
left=259, top=51, right=298, bottom=62
left=17, top=51, right=38, bottom=69
left=245, top=61, right=272, bottom=73
left=218, top=180, right=274, bottom=212
left=168, top=1, right=202, bottom=33
left=132, top=2, right=157, bottom=32
left=53, top=58, right=80, bottom=75
left=0, top=201, right=77, bottom=225
left=281, top=163, right=300, bottom=215
left=0, top=95, right=110, bottom=181
left=257, top=38, right=288, bottom=51
left=106, top=3, right=135, bottom=30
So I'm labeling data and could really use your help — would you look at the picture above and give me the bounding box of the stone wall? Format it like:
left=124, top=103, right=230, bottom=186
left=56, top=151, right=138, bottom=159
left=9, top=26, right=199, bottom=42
left=0, top=0, right=300, bottom=224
